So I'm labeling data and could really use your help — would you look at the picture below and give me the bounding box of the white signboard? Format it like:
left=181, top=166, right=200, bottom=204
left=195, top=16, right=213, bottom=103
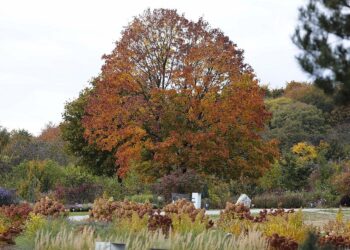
left=192, top=193, right=201, bottom=209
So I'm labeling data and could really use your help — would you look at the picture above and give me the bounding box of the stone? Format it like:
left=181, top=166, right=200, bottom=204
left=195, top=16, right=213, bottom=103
left=235, top=194, right=251, bottom=208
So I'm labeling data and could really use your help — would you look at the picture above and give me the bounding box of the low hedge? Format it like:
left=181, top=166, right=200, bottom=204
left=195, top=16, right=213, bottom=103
left=252, top=191, right=339, bottom=208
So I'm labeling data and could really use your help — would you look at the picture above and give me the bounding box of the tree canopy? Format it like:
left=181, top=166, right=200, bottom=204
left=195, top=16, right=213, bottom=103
left=265, top=97, right=327, bottom=151
left=82, top=9, right=278, bottom=181
left=61, top=88, right=116, bottom=176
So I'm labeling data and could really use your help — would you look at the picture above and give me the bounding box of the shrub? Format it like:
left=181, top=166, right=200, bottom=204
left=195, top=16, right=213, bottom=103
left=164, top=199, right=213, bottom=232
left=319, top=209, right=350, bottom=249
left=113, top=212, right=149, bottom=234
left=217, top=202, right=298, bottom=237
left=340, top=195, right=350, bottom=207
left=0, top=203, right=32, bottom=244
left=113, top=200, right=153, bottom=219
left=207, top=179, right=231, bottom=209
left=148, top=213, right=172, bottom=236
left=267, top=233, right=298, bottom=250
left=89, top=196, right=153, bottom=222
left=263, top=210, right=310, bottom=244
left=304, top=190, right=339, bottom=208
left=55, top=183, right=102, bottom=204
left=98, top=177, right=123, bottom=201
left=217, top=202, right=256, bottom=235
left=333, top=172, right=350, bottom=196
left=33, top=197, right=67, bottom=218
left=60, top=165, right=96, bottom=187
left=252, top=192, right=306, bottom=208
left=171, top=210, right=211, bottom=235
left=153, top=169, right=205, bottom=202
left=24, top=213, right=47, bottom=237
left=0, top=187, right=17, bottom=206
left=15, top=213, right=47, bottom=249
left=163, top=199, right=202, bottom=220
left=89, top=196, right=117, bottom=222
left=126, top=193, right=154, bottom=204
left=14, top=160, right=64, bottom=202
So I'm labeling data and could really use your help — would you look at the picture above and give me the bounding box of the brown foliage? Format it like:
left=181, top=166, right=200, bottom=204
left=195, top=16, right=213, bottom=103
left=37, top=123, right=62, bottom=143
left=267, top=233, right=298, bottom=250
left=148, top=212, right=173, bottom=236
left=319, top=234, right=350, bottom=248
left=218, top=202, right=295, bottom=225
left=82, top=9, right=278, bottom=180
left=0, top=203, right=32, bottom=244
left=33, top=197, right=67, bottom=218
left=163, top=199, right=202, bottom=220
left=89, top=197, right=153, bottom=222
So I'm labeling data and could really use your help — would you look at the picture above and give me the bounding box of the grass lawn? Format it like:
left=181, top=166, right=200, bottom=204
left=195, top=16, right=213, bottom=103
left=69, top=211, right=89, bottom=216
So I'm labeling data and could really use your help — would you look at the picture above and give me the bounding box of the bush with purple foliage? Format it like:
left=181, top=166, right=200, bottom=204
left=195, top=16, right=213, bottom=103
left=153, top=169, right=205, bottom=202
left=0, top=187, right=17, bottom=206
left=55, top=183, right=103, bottom=204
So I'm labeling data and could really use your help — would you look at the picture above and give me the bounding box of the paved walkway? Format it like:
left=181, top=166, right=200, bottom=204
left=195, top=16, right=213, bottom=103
left=69, top=208, right=350, bottom=221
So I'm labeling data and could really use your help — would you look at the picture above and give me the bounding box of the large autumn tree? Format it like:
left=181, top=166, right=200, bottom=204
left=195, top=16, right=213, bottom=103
left=61, top=87, right=116, bottom=176
left=83, top=9, right=278, bottom=182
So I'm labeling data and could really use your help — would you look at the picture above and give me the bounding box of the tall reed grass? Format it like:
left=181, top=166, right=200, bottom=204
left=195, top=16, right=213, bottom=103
left=33, top=226, right=269, bottom=250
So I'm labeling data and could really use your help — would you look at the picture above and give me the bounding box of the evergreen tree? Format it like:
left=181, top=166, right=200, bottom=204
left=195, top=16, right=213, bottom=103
left=293, top=0, right=350, bottom=104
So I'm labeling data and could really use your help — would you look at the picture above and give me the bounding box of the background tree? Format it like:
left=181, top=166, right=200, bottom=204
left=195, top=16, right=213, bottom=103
left=83, top=9, right=278, bottom=181
left=0, top=126, right=10, bottom=154
left=293, top=0, right=350, bottom=104
left=0, top=126, right=11, bottom=172
left=61, top=87, right=116, bottom=176
left=265, top=97, right=327, bottom=151
left=284, top=81, right=334, bottom=112
left=2, top=129, right=34, bottom=166
left=35, top=123, right=73, bottom=165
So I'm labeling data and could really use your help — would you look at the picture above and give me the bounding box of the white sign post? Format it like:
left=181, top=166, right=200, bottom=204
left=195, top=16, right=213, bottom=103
left=192, top=193, right=201, bottom=209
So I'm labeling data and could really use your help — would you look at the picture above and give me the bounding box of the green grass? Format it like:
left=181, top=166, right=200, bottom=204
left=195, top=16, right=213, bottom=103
left=69, top=211, right=89, bottom=216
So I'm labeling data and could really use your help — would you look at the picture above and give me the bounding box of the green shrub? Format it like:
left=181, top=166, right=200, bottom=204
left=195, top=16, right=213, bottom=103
left=170, top=211, right=210, bottom=235
left=126, top=193, right=154, bottom=203
left=113, top=212, right=149, bottom=234
left=13, top=160, right=64, bottom=202
left=263, top=210, right=310, bottom=244
left=252, top=192, right=306, bottom=208
left=253, top=191, right=338, bottom=209
left=208, top=179, right=231, bottom=209
left=304, top=190, right=339, bottom=208
left=15, top=213, right=47, bottom=249
left=60, top=165, right=96, bottom=187
left=97, top=177, right=123, bottom=201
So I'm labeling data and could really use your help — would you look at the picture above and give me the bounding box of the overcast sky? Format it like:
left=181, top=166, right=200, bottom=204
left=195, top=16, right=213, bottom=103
left=0, top=0, right=309, bottom=135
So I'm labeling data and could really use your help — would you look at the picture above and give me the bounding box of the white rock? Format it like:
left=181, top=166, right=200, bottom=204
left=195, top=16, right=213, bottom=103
left=235, top=194, right=251, bottom=208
